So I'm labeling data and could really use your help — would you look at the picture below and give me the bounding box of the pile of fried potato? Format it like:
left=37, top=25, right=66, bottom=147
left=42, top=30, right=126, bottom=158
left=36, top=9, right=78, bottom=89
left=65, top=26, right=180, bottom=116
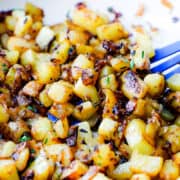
left=0, top=2, right=179, bottom=180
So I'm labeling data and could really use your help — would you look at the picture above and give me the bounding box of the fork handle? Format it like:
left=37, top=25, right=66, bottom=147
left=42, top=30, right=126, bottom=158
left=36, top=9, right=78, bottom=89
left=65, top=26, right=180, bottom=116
left=151, top=41, right=180, bottom=62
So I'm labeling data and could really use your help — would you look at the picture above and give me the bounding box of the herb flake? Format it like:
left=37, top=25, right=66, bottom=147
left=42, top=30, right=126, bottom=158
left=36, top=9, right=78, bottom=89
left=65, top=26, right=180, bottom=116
left=27, top=105, right=37, bottom=113
left=141, top=50, right=145, bottom=59
left=43, top=138, right=48, bottom=144
left=130, top=60, right=135, bottom=69
left=19, top=134, right=31, bottom=142
left=1, top=63, right=8, bottom=73
left=106, top=76, right=110, bottom=84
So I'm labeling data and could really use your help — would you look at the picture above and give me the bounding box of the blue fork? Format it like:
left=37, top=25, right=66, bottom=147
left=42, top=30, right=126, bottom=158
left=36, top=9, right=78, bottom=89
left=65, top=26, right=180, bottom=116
left=150, top=41, right=180, bottom=79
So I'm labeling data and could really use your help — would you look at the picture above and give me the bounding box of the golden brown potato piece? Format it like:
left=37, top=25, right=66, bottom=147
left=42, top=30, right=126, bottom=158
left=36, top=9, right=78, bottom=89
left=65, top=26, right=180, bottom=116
left=22, top=81, right=43, bottom=97
left=72, top=5, right=107, bottom=34
left=0, top=159, right=19, bottom=180
left=121, top=70, right=147, bottom=99
left=97, top=22, right=128, bottom=41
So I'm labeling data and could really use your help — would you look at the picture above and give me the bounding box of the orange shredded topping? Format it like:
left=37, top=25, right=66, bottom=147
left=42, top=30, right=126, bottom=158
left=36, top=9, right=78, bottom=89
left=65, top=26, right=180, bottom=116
left=132, top=25, right=144, bottom=34
left=135, top=4, right=145, bottom=16
left=161, top=0, right=173, bottom=9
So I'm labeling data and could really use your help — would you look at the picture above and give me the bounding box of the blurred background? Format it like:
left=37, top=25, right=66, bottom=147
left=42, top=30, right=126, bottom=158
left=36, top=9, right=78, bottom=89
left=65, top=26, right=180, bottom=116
left=0, top=0, right=179, bottom=47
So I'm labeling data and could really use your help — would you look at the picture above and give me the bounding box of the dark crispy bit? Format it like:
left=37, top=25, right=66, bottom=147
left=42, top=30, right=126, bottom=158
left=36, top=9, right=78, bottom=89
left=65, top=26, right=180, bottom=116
left=66, top=126, right=78, bottom=146
left=76, top=2, right=87, bottom=9
left=82, top=69, right=97, bottom=85
left=21, top=170, right=34, bottom=180
left=0, top=10, right=12, bottom=22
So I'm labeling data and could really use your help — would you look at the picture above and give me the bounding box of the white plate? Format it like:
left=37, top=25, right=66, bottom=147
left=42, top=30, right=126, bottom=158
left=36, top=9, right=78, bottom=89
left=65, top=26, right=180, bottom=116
left=0, top=0, right=179, bottom=48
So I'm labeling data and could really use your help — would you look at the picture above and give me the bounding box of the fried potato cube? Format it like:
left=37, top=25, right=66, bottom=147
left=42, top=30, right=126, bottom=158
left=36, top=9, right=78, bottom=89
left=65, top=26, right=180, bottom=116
left=22, top=81, right=43, bottom=97
left=31, top=117, right=53, bottom=141
left=20, top=49, right=37, bottom=67
left=44, top=144, right=73, bottom=166
left=39, top=85, right=53, bottom=107
left=98, top=118, right=118, bottom=140
left=74, top=78, right=99, bottom=104
left=93, top=144, right=117, bottom=168
left=130, top=173, right=150, bottom=180
left=23, top=155, right=54, bottom=180
left=48, top=80, right=73, bottom=103
left=92, top=173, right=111, bottom=180
left=68, top=30, right=89, bottom=45
left=160, top=160, right=179, bottom=180
left=97, top=22, right=128, bottom=41
left=7, top=37, right=38, bottom=52
left=73, top=101, right=97, bottom=121
left=34, top=57, right=60, bottom=84
left=167, top=73, right=180, bottom=91
left=72, top=6, right=107, bottom=34
left=160, top=125, right=180, bottom=153
left=173, top=152, right=180, bottom=165
left=14, top=15, right=32, bottom=37
left=110, top=57, right=129, bottom=72
left=15, top=148, right=30, bottom=171
left=125, top=119, right=154, bottom=155
left=111, top=162, right=132, bottom=180
left=0, top=159, right=19, bottom=180
left=8, top=120, right=30, bottom=142
left=36, top=26, right=54, bottom=50
left=144, top=73, right=165, bottom=97
left=54, top=118, right=69, bottom=139
left=0, top=104, right=9, bottom=123
left=5, top=16, right=16, bottom=31
left=77, top=122, right=94, bottom=146
left=121, top=70, right=147, bottom=99
left=100, top=74, right=118, bottom=91
left=130, top=152, right=163, bottom=177
left=25, top=2, right=44, bottom=21
left=72, top=54, right=94, bottom=80
left=51, top=40, right=71, bottom=64
left=62, top=160, right=88, bottom=179
left=0, top=141, right=16, bottom=158
left=135, top=32, right=155, bottom=58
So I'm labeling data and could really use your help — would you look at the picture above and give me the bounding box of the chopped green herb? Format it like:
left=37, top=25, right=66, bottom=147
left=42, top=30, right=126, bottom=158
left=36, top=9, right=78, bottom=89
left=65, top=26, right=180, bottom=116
left=141, top=50, right=145, bottom=59
left=161, top=108, right=175, bottom=121
left=27, top=105, right=37, bottom=113
left=43, top=138, right=48, bottom=144
left=19, top=134, right=31, bottom=142
left=1, top=63, right=8, bottom=73
left=30, top=149, right=36, bottom=153
left=106, top=76, right=110, bottom=84
left=130, top=60, right=135, bottom=69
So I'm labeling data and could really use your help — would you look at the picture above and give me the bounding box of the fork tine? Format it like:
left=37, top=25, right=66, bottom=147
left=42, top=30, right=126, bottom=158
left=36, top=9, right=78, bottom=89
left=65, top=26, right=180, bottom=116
left=151, top=41, right=180, bottom=62
left=151, top=54, right=180, bottom=73
left=163, top=64, right=180, bottom=79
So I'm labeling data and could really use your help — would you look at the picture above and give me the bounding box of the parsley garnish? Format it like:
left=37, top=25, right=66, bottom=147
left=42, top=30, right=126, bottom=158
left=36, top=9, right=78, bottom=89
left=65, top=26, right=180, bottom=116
left=30, top=149, right=36, bottom=153
left=1, top=63, right=8, bottom=73
left=130, top=60, right=135, bottom=69
left=43, top=138, right=48, bottom=144
left=19, top=134, right=31, bottom=142
left=27, top=105, right=37, bottom=113
left=141, top=50, right=145, bottom=59
left=106, top=76, right=110, bottom=84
